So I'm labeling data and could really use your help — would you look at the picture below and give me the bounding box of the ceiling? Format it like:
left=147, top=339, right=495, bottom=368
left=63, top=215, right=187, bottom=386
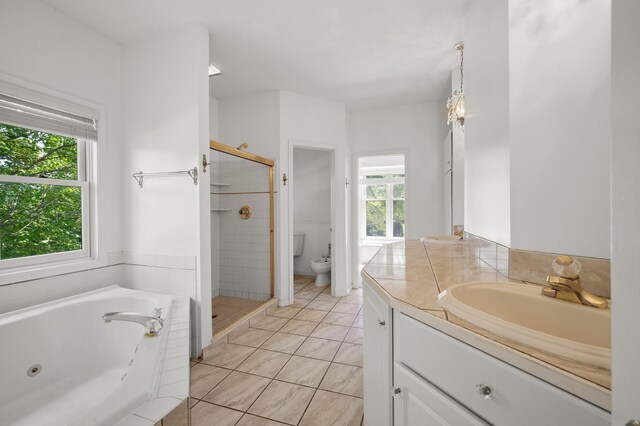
left=42, top=0, right=468, bottom=110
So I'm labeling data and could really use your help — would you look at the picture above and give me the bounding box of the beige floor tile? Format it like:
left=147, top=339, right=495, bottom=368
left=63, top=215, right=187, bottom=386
left=352, top=315, right=364, bottom=328
left=344, top=327, right=364, bottom=345
left=261, top=332, right=307, bottom=354
left=250, top=315, right=289, bottom=331
left=248, top=380, right=315, bottom=425
left=203, top=371, right=271, bottom=411
left=212, top=296, right=270, bottom=336
left=319, top=364, right=363, bottom=397
left=296, top=289, right=324, bottom=299
left=291, top=298, right=312, bottom=308
left=294, top=337, right=341, bottom=361
left=236, top=414, right=287, bottom=425
left=314, top=293, right=342, bottom=303
left=190, top=398, right=199, bottom=408
left=299, top=390, right=363, bottom=426
left=229, top=328, right=275, bottom=348
left=331, top=303, right=362, bottom=315
left=339, top=294, right=364, bottom=305
left=334, top=343, right=363, bottom=367
left=306, top=300, right=336, bottom=311
left=190, top=401, right=243, bottom=426
left=278, top=319, right=319, bottom=336
left=268, top=306, right=302, bottom=319
left=310, top=323, right=350, bottom=341
left=201, top=343, right=256, bottom=369
left=236, top=349, right=292, bottom=378
left=321, top=312, right=356, bottom=327
left=190, top=364, right=232, bottom=399
left=275, top=355, right=331, bottom=387
left=294, top=275, right=315, bottom=286
left=293, top=308, right=327, bottom=322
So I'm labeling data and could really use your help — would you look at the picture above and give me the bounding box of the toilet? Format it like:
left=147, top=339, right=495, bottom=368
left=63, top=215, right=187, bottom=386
left=293, top=232, right=305, bottom=257
left=310, top=256, right=331, bottom=286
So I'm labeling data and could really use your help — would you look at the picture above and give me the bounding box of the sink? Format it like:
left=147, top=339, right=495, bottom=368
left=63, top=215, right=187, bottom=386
left=437, top=281, right=611, bottom=369
left=421, top=235, right=463, bottom=244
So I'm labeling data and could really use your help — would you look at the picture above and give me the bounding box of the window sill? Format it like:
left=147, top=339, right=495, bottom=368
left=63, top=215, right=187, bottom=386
left=0, top=254, right=119, bottom=287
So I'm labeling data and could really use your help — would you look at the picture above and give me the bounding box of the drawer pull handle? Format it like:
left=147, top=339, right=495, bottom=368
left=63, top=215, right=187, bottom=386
left=393, top=387, right=402, bottom=395
left=377, top=320, right=386, bottom=327
left=476, top=384, right=492, bottom=399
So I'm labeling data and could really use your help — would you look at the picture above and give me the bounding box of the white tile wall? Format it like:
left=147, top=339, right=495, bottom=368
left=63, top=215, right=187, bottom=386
left=120, top=251, right=198, bottom=356
left=0, top=264, right=123, bottom=314
left=211, top=155, right=272, bottom=301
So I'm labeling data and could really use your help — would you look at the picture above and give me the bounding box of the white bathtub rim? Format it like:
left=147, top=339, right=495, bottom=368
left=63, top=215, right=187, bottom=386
left=1, top=285, right=189, bottom=426
left=0, top=285, right=171, bottom=322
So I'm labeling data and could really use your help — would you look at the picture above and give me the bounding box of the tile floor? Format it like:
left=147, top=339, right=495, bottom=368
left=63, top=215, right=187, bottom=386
left=212, top=296, right=272, bottom=335
left=191, top=279, right=364, bottom=426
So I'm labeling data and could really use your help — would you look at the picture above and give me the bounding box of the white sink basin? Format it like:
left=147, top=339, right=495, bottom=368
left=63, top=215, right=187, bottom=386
left=437, top=281, right=611, bottom=369
left=421, top=235, right=463, bottom=245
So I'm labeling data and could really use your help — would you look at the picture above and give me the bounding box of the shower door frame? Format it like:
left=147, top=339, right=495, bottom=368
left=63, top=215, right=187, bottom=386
left=209, top=140, right=275, bottom=298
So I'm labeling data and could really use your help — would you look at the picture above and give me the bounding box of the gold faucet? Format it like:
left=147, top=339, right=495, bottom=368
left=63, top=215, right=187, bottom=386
left=453, top=225, right=464, bottom=240
left=542, top=255, right=608, bottom=309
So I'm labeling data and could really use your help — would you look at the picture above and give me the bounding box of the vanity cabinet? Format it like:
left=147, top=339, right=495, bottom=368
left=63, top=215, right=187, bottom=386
left=393, top=362, right=487, bottom=426
left=363, top=280, right=611, bottom=426
left=363, top=282, right=392, bottom=426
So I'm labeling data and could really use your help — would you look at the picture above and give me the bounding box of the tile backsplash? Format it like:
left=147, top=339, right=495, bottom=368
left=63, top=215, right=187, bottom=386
left=464, top=232, right=611, bottom=299
left=509, top=249, right=610, bottom=299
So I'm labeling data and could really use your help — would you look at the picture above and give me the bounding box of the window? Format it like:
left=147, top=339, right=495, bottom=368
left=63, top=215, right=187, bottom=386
left=360, top=171, right=405, bottom=241
left=0, top=94, right=96, bottom=269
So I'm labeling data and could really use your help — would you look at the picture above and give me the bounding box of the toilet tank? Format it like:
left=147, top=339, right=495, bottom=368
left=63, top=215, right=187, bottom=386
left=293, top=232, right=305, bottom=256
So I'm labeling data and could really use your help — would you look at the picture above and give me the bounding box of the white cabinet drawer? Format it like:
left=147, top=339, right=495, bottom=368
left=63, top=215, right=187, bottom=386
left=394, top=312, right=610, bottom=426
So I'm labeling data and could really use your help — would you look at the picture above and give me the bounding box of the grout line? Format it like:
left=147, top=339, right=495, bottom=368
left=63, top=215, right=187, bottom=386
left=195, top=286, right=364, bottom=425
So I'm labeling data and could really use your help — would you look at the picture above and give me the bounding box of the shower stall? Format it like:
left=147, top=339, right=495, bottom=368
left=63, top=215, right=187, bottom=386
left=209, top=141, right=275, bottom=335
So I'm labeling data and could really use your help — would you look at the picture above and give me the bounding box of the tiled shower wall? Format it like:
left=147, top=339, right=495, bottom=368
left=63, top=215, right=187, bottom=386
left=211, top=155, right=271, bottom=301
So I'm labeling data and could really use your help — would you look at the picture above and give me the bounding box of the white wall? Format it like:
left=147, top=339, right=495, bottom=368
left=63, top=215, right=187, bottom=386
left=293, top=148, right=332, bottom=275
left=219, top=91, right=280, bottom=160
left=611, top=0, right=640, bottom=421
left=451, top=71, right=465, bottom=230
left=349, top=102, right=447, bottom=240
left=0, top=0, right=123, bottom=291
left=219, top=90, right=350, bottom=301
left=121, top=23, right=211, bottom=354
left=209, top=96, right=220, bottom=297
left=509, top=0, right=611, bottom=259
left=464, top=0, right=511, bottom=247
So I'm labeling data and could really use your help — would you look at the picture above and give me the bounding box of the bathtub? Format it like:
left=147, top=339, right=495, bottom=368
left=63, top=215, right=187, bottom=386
left=0, top=286, right=190, bottom=426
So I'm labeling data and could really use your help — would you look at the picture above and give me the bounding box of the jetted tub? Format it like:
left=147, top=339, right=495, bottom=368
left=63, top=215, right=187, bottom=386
left=0, top=286, right=189, bottom=426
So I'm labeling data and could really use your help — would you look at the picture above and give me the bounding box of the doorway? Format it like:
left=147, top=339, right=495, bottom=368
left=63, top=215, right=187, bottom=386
left=354, top=153, right=406, bottom=286
left=289, top=144, right=336, bottom=296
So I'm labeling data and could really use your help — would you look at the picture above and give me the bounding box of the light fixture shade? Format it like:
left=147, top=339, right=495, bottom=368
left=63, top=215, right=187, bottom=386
left=208, top=64, right=221, bottom=76
left=447, top=41, right=465, bottom=129
left=447, top=89, right=465, bottom=127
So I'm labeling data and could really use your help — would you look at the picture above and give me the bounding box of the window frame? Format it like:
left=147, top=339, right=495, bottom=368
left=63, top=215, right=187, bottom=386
left=359, top=172, right=406, bottom=243
left=0, top=131, right=93, bottom=270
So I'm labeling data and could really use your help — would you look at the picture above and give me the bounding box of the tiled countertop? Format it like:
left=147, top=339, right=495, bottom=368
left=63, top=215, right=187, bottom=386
left=362, top=239, right=611, bottom=411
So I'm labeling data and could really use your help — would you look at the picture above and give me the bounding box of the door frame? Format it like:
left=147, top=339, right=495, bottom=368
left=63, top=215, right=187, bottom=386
left=285, top=139, right=337, bottom=301
left=351, top=149, right=410, bottom=288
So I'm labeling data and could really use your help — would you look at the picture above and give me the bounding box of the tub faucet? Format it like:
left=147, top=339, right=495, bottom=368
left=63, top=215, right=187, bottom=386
left=542, top=256, right=608, bottom=309
left=102, top=310, right=164, bottom=336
